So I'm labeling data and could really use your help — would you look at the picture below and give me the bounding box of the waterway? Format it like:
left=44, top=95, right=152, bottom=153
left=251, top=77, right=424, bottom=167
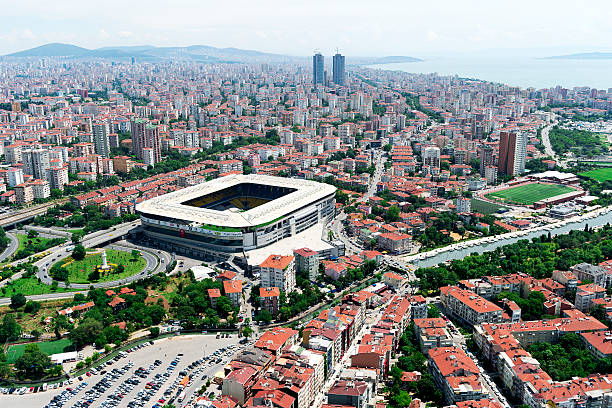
left=406, top=207, right=612, bottom=268
left=370, top=56, right=612, bottom=90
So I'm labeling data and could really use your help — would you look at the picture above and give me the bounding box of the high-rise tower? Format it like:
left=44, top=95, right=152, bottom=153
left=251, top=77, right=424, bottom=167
left=332, top=52, right=345, bottom=86
left=313, top=53, right=324, bottom=85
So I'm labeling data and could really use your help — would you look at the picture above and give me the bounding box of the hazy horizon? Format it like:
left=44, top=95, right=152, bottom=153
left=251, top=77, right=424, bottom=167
left=2, top=0, right=612, bottom=57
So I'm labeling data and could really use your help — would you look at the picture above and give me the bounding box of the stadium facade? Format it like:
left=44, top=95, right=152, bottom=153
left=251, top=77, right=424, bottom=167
left=136, top=174, right=336, bottom=261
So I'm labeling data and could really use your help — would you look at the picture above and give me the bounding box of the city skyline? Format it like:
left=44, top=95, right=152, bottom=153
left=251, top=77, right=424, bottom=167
left=2, top=0, right=612, bottom=57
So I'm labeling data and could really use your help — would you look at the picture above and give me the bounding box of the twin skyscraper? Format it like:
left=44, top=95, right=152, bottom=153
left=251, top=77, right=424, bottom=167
left=313, top=52, right=345, bottom=86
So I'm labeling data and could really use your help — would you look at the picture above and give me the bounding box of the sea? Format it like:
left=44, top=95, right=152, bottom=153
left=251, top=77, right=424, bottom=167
left=369, top=55, right=612, bottom=90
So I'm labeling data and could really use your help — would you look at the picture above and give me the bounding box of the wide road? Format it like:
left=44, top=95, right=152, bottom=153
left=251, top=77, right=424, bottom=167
left=0, top=230, right=19, bottom=262
left=0, top=198, right=69, bottom=228
left=540, top=118, right=567, bottom=168
left=328, top=151, right=386, bottom=255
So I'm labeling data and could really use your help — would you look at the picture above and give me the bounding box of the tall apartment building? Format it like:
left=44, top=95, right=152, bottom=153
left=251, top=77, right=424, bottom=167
left=293, top=248, right=320, bottom=281
left=332, top=53, right=345, bottom=86
left=498, top=131, right=526, bottom=175
left=93, top=122, right=111, bottom=157
left=131, top=119, right=161, bottom=164
left=46, top=165, right=69, bottom=190
left=423, top=146, right=441, bottom=168
left=479, top=145, right=495, bottom=176
left=7, top=167, right=24, bottom=187
left=456, top=196, right=471, bottom=213
left=22, top=148, right=50, bottom=180
left=260, top=255, right=296, bottom=293
left=313, top=53, right=324, bottom=85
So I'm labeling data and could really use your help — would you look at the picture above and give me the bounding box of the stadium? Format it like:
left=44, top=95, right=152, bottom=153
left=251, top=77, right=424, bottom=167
left=136, top=174, right=337, bottom=261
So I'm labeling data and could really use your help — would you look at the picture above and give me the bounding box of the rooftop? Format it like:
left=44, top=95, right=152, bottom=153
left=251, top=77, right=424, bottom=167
left=136, top=174, right=336, bottom=228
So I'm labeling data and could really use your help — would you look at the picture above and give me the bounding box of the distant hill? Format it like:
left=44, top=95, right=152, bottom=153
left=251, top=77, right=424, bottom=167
left=545, top=52, right=612, bottom=60
left=7, top=43, right=91, bottom=57
left=5, top=43, right=422, bottom=65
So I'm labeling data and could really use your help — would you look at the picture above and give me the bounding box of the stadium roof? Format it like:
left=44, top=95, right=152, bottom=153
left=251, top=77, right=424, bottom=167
left=136, top=174, right=336, bottom=228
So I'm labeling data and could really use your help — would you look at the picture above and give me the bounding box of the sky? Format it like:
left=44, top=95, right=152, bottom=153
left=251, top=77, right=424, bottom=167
left=2, top=0, right=612, bottom=57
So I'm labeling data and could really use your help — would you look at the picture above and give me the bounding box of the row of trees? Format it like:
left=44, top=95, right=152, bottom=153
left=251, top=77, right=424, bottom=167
left=416, top=225, right=612, bottom=294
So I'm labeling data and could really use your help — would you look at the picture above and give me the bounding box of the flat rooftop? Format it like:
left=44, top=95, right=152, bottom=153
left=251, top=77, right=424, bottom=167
left=136, top=174, right=336, bottom=228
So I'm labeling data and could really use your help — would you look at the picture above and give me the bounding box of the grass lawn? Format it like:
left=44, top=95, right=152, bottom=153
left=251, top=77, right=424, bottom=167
left=5, top=339, right=74, bottom=364
left=470, top=198, right=506, bottom=215
left=579, top=167, right=612, bottom=182
left=485, top=183, right=576, bottom=205
left=56, top=249, right=146, bottom=284
left=0, top=276, right=72, bottom=297
left=16, top=234, right=65, bottom=253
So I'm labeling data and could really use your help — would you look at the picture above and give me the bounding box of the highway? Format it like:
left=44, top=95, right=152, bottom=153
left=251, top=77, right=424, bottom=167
left=0, top=220, right=173, bottom=303
left=540, top=118, right=567, bottom=168
left=0, top=198, right=69, bottom=228
left=0, top=230, right=19, bottom=262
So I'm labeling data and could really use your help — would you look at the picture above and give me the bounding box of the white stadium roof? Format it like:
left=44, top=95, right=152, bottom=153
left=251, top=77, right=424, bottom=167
left=136, top=174, right=336, bottom=228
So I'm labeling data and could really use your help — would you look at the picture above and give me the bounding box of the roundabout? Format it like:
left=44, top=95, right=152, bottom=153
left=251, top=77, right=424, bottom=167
left=50, top=248, right=147, bottom=284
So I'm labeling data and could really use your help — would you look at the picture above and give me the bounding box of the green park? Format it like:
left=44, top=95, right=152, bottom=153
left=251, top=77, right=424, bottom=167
left=52, top=248, right=147, bottom=284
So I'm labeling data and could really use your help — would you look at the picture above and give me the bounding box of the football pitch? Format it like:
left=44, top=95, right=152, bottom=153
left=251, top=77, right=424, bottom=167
left=579, top=167, right=612, bottom=182
left=484, top=183, right=576, bottom=205
left=5, top=339, right=74, bottom=364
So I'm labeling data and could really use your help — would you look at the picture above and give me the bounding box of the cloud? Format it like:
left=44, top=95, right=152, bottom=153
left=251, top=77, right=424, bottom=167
left=98, top=29, right=111, bottom=40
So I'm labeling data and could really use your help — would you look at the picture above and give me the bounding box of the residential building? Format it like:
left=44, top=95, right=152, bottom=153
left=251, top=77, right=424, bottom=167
left=294, top=248, right=319, bottom=281
left=93, top=121, right=111, bottom=157
left=260, top=255, right=296, bottom=293
left=498, top=131, right=526, bottom=175
left=313, top=53, right=324, bottom=85
left=332, top=53, right=345, bottom=86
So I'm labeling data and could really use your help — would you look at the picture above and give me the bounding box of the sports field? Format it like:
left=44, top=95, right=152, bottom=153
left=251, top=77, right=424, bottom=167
left=579, top=167, right=612, bottom=182
left=484, top=183, right=576, bottom=206
left=470, top=198, right=507, bottom=215
left=5, top=339, right=74, bottom=364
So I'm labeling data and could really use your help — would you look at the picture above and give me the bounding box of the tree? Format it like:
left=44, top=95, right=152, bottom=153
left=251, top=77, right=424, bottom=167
left=72, top=244, right=86, bottom=261
left=10, top=293, right=27, bottom=309
left=427, top=304, right=441, bottom=318
left=15, top=344, right=51, bottom=380
left=27, top=229, right=39, bottom=238
left=0, top=314, right=21, bottom=342
left=25, top=300, right=41, bottom=314
left=53, top=314, right=70, bottom=339
left=69, top=318, right=103, bottom=348
left=0, top=352, right=10, bottom=379
left=50, top=264, right=69, bottom=281
left=116, top=264, right=125, bottom=274
left=149, top=326, right=160, bottom=338
left=383, top=143, right=392, bottom=152
left=71, top=231, right=84, bottom=244
left=131, top=249, right=140, bottom=260
left=385, top=205, right=400, bottom=222
left=242, top=318, right=254, bottom=339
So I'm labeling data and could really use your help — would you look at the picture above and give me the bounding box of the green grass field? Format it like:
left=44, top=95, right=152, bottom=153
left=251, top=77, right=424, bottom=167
left=55, top=249, right=146, bottom=284
left=16, top=234, right=63, bottom=253
left=485, top=183, right=576, bottom=205
left=5, top=339, right=74, bottom=364
left=0, top=276, right=72, bottom=297
left=470, top=198, right=507, bottom=215
left=579, top=167, right=612, bottom=182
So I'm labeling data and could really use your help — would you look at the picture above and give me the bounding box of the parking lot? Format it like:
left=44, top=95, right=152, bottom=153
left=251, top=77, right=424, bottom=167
left=3, top=334, right=241, bottom=408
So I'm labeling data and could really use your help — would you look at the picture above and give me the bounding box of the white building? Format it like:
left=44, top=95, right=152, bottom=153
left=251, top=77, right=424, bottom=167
left=7, top=167, right=24, bottom=187
left=260, top=254, right=296, bottom=293
left=93, top=122, right=111, bottom=157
